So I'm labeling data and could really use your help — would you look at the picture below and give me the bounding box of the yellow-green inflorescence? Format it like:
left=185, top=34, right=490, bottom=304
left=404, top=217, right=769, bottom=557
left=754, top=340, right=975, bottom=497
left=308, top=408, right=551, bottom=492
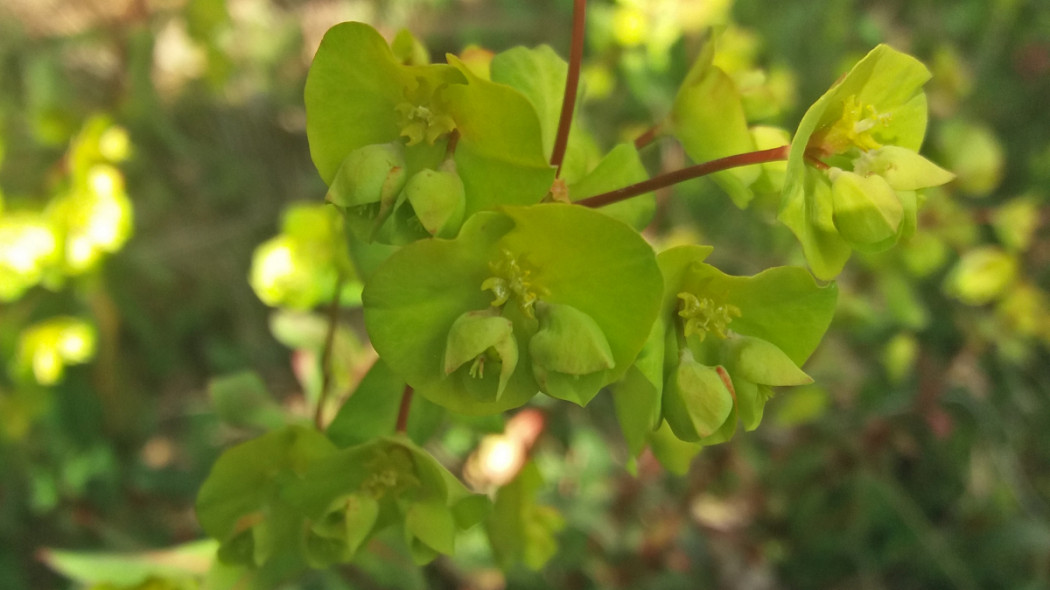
left=395, top=76, right=457, bottom=146
left=810, top=94, right=893, bottom=156
left=481, top=249, right=549, bottom=319
left=361, top=447, right=420, bottom=499
left=676, top=292, right=741, bottom=342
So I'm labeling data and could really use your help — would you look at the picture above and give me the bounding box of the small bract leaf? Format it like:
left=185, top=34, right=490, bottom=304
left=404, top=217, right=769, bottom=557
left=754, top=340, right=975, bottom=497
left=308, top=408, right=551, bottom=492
left=405, top=500, right=457, bottom=559
left=671, top=46, right=758, bottom=207
left=663, top=351, right=734, bottom=441
left=529, top=301, right=614, bottom=375
left=855, top=145, right=955, bottom=191
left=722, top=335, right=813, bottom=387
left=830, top=170, right=902, bottom=248
left=444, top=309, right=518, bottom=401
left=402, top=167, right=466, bottom=238
left=326, top=142, right=408, bottom=241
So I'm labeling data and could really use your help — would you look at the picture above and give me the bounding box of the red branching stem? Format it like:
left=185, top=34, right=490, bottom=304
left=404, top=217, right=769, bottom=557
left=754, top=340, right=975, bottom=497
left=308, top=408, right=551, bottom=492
left=633, top=123, right=661, bottom=150
left=395, top=385, right=414, bottom=433
left=577, top=145, right=790, bottom=209
left=550, top=0, right=586, bottom=176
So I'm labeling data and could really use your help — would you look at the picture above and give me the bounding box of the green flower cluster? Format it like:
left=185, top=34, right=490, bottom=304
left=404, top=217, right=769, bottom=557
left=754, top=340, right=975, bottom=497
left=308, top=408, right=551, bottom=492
left=779, top=45, right=955, bottom=279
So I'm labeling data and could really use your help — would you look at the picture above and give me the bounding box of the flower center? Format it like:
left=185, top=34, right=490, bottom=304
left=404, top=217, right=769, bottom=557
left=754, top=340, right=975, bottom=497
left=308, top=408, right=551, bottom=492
left=677, top=292, right=740, bottom=342
left=812, top=94, right=892, bottom=155
left=481, top=249, right=547, bottom=318
left=395, top=77, right=456, bottom=146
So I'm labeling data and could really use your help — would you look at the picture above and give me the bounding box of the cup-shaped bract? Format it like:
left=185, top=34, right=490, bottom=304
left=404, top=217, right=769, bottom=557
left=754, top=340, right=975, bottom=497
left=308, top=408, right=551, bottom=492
left=363, top=203, right=662, bottom=414
left=620, top=245, right=837, bottom=462
left=529, top=301, right=616, bottom=406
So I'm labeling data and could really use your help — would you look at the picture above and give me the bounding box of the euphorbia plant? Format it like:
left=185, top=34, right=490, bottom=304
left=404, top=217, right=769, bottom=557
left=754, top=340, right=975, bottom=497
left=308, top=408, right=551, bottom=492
left=198, top=1, right=953, bottom=583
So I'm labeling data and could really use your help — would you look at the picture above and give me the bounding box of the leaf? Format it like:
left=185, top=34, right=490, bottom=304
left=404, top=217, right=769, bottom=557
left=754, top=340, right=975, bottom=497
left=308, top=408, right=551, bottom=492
left=490, top=45, right=568, bottom=158
left=648, top=421, right=702, bottom=476
left=40, top=541, right=217, bottom=586
left=196, top=426, right=337, bottom=545
left=612, top=319, right=665, bottom=459
left=568, top=142, right=655, bottom=229
left=671, top=42, right=758, bottom=207
left=405, top=500, right=457, bottom=558
left=445, top=55, right=556, bottom=216
left=326, top=359, right=404, bottom=448
left=486, top=461, right=563, bottom=570
left=208, top=371, right=285, bottom=431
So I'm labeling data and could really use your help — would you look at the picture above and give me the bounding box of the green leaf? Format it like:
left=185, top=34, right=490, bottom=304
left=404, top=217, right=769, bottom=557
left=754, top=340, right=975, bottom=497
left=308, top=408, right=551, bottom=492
left=445, top=55, right=556, bottom=216
left=830, top=170, right=903, bottom=249
left=648, top=421, right=702, bottom=475
left=671, top=42, right=758, bottom=207
left=663, top=351, right=733, bottom=440
left=41, top=541, right=216, bottom=586
left=326, top=359, right=404, bottom=448
left=854, top=145, right=955, bottom=191
left=568, top=142, right=655, bottom=229
left=208, top=371, right=285, bottom=431
left=529, top=301, right=615, bottom=406
left=196, top=426, right=337, bottom=546
left=486, top=461, right=563, bottom=570
left=723, top=335, right=812, bottom=386
left=612, top=319, right=665, bottom=459
left=490, top=45, right=568, bottom=158
left=405, top=500, right=457, bottom=559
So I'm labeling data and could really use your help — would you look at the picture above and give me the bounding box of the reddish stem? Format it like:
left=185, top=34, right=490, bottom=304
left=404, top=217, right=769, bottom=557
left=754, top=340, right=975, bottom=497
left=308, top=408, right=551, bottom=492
left=550, top=0, right=586, bottom=176
left=576, top=145, right=790, bottom=209
left=633, top=123, right=661, bottom=150
left=395, top=385, right=414, bottom=433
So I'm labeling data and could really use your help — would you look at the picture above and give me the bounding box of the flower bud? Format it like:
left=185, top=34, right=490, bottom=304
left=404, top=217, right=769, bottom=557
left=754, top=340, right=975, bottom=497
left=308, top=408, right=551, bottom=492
left=831, top=170, right=903, bottom=249
left=444, top=310, right=518, bottom=401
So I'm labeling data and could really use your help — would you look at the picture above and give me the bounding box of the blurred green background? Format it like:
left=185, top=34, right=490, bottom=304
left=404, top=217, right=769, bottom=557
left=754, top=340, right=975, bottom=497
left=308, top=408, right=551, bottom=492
left=1, top=0, right=1048, bottom=588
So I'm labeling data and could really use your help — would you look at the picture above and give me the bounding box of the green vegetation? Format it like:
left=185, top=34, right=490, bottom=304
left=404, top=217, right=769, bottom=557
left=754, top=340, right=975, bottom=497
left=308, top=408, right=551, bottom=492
left=1, top=1, right=1048, bottom=589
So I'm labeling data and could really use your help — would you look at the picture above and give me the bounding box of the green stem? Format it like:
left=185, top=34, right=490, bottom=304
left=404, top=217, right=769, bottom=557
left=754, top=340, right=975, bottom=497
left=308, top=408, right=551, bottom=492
left=577, top=145, right=790, bottom=209
left=314, top=274, right=344, bottom=429
left=550, top=0, right=586, bottom=176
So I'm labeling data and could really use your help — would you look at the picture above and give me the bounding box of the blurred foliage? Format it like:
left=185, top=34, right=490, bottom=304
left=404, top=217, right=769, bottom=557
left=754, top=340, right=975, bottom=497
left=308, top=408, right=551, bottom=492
left=0, top=0, right=1048, bottom=589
